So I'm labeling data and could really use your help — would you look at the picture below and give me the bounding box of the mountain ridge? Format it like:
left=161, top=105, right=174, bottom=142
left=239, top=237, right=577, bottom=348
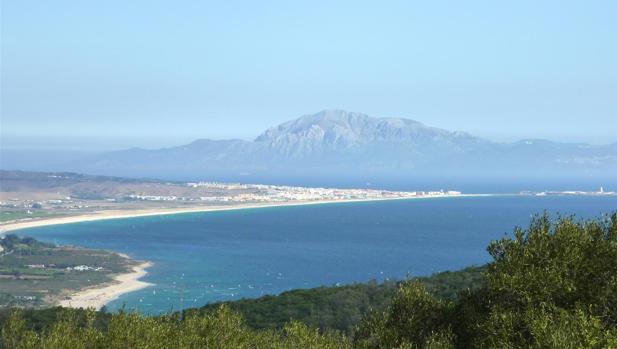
left=67, top=110, right=617, bottom=179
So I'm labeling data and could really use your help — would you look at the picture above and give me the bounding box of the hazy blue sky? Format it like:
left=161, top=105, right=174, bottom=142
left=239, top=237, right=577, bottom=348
left=2, top=0, right=616, bottom=150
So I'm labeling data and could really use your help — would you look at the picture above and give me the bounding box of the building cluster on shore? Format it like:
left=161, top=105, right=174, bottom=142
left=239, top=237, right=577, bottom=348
left=183, top=182, right=462, bottom=203
left=1, top=179, right=464, bottom=228
left=2, top=182, right=463, bottom=208
left=520, top=187, right=617, bottom=197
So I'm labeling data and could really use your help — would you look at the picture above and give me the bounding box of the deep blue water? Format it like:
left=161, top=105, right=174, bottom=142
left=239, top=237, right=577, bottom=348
left=16, top=195, right=617, bottom=314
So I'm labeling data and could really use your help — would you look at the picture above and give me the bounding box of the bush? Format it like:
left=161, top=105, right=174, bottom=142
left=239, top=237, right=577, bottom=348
left=353, top=212, right=617, bottom=348
left=353, top=281, right=454, bottom=348
left=1, top=306, right=350, bottom=349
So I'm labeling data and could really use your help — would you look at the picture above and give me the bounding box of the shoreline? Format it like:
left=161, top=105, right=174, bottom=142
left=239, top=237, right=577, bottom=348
left=0, top=194, right=490, bottom=235
left=58, top=261, right=153, bottom=310
left=1, top=194, right=489, bottom=309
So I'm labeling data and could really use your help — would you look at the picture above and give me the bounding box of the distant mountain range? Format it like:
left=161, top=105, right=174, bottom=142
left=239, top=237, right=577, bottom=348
left=68, top=110, right=617, bottom=180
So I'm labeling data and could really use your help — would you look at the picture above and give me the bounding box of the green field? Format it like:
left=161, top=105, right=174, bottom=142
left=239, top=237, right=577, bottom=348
left=0, top=235, right=133, bottom=307
left=0, top=211, right=65, bottom=223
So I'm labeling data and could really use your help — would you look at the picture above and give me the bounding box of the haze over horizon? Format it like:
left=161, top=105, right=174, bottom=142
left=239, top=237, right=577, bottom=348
left=3, top=109, right=617, bottom=153
left=2, top=1, right=617, bottom=151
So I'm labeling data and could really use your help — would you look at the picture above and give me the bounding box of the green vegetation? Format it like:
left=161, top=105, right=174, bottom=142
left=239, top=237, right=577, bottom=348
left=0, top=235, right=133, bottom=308
left=1, top=307, right=350, bottom=349
left=1, top=212, right=616, bottom=348
left=0, top=266, right=484, bottom=336
left=0, top=212, right=62, bottom=223
left=354, top=212, right=617, bottom=348
left=193, top=266, right=484, bottom=334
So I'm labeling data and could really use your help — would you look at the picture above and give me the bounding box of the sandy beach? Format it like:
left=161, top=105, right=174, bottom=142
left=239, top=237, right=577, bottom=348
left=0, top=194, right=484, bottom=235
left=58, top=261, right=153, bottom=310
left=0, top=194, right=486, bottom=235
left=1, top=194, right=487, bottom=308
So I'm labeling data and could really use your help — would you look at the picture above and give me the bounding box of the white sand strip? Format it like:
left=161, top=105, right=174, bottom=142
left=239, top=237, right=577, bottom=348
left=0, top=194, right=489, bottom=235
left=58, top=261, right=153, bottom=310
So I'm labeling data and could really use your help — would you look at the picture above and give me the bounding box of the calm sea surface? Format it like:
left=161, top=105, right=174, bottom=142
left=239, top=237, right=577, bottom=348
left=16, top=195, right=617, bottom=314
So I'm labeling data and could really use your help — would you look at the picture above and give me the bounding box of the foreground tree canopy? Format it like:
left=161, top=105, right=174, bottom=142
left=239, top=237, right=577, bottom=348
left=2, top=212, right=616, bottom=348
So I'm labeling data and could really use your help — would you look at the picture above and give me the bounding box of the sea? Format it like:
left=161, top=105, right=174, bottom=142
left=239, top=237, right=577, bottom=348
left=15, top=193, right=617, bottom=314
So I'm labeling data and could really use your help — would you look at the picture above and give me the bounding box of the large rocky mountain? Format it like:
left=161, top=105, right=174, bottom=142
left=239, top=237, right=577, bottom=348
left=68, top=110, right=617, bottom=180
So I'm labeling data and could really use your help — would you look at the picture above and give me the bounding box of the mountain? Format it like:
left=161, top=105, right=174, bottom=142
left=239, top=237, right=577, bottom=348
left=67, top=110, right=617, bottom=180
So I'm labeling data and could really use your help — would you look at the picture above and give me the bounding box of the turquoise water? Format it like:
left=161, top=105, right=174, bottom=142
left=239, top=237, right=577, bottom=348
left=16, top=195, right=617, bottom=314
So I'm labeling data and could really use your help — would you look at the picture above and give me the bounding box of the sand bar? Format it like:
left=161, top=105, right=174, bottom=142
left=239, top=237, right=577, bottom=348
left=0, top=194, right=488, bottom=235
left=58, top=261, right=153, bottom=310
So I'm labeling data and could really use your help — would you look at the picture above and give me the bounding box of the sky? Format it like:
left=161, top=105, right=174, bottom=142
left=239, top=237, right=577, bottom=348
left=2, top=0, right=616, bottom=150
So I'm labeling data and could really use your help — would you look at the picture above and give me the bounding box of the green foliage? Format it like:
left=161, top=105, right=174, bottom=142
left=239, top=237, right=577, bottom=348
left=416, top=267, right=485, bottom=301
left=2, top=212, right=616, bottom=348
left=195, top=266, right=484, bottom=334
left=194, top=280, right=398, bottom=334
left=485, top=213, right=617, bottom=318
left=0, top=265, right=483, bottom=341
left=356, top=212, right=617, bottom=348
left=0, top=306, right=351, bottom=349
left=470, top=212, right=617, bottom=347
left=353, top=281, right=454, bottom=349
left=0, top=235, right=54, bottom=251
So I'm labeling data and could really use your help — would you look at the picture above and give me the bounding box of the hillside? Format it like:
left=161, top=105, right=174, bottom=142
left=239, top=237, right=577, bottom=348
left=2, top=213, right=616, bottom=348
left=192, top=266, right=485, bottom=334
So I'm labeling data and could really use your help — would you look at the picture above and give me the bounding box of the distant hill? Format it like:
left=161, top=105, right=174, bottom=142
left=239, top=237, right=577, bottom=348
left=68, top=110, right=617, bottom=179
